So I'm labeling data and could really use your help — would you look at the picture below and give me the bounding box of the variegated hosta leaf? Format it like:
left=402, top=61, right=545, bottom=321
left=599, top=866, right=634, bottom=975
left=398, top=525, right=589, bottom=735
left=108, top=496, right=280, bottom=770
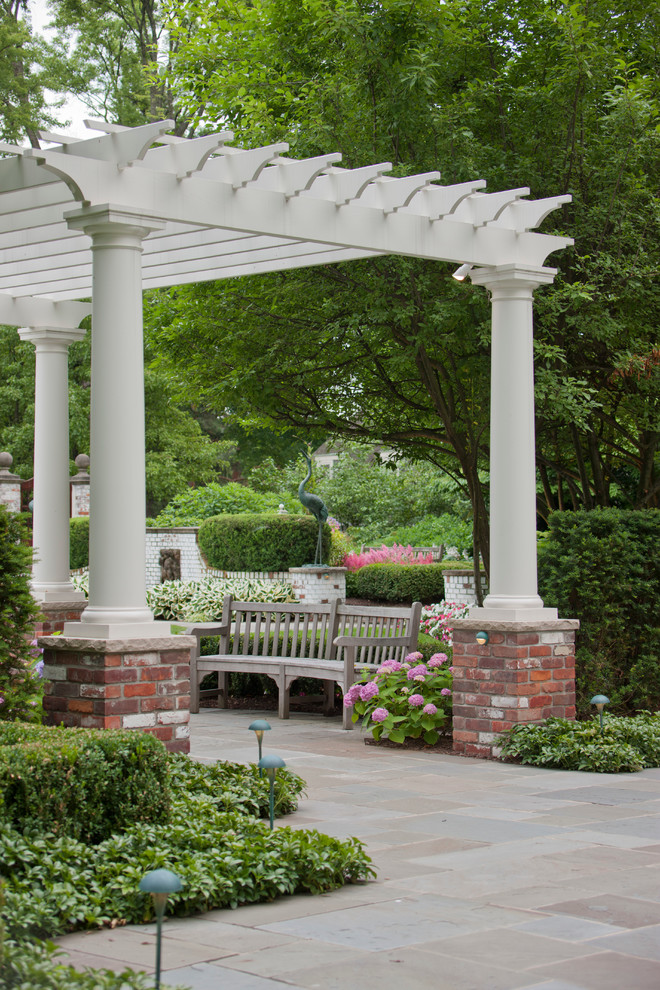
left=147, top=578, right=297, bottom=620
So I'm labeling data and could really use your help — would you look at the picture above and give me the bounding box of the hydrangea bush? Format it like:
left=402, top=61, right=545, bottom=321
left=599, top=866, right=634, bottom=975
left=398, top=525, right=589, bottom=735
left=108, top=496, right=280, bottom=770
left=420, top=601, right=470, bottom=646
left=344, top=651, right=453, bottom=745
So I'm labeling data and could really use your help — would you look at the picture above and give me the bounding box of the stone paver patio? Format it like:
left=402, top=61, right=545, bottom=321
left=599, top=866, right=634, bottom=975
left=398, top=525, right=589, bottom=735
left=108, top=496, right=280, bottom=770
left=56, top=709, right=660, bottom=989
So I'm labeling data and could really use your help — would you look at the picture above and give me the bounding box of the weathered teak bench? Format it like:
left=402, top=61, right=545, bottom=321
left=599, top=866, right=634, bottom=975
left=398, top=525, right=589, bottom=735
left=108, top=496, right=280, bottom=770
left=185, top=596, right=422, bottom=729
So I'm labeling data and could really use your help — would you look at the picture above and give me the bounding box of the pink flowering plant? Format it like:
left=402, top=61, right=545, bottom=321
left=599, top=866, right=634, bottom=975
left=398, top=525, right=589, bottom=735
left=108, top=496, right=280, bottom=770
left=343, top=544, right=433, bottom=571
left=420, top=601, right=470, bottom=647
left=344, top=651, right=453, bottom=745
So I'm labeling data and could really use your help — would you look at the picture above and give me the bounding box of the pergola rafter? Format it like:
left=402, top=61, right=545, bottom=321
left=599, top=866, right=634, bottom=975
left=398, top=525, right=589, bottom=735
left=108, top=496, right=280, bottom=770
left=0, top=119, right=573, bottom=635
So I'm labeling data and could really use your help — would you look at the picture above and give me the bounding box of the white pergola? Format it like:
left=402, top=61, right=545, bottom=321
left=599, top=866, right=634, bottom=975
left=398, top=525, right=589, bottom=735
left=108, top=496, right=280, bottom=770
left=0, top=119, right=572, bottom=637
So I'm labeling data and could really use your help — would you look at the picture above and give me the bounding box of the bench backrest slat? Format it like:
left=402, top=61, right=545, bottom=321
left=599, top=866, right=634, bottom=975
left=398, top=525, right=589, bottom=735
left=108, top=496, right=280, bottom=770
left=219, top=598, right=419, bottom=665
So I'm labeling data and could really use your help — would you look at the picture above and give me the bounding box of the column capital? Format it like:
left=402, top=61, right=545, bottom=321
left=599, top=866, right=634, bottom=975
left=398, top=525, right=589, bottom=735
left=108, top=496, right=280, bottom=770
left=469, top=263, right=557, bottom=294
left=64, top=204, right=165, bottom=239
left=18, top=326, right=86, bottom=349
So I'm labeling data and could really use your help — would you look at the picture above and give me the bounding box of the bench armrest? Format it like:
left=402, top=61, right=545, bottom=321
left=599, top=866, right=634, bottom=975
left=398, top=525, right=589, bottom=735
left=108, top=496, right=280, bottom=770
left=333, top=635, right=412, bottom=648
left=184, top=622, right=229, bottom=638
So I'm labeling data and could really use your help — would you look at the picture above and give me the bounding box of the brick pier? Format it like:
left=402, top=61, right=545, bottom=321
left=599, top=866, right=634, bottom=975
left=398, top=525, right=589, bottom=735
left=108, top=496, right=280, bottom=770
left=39, top=634, right=196, bottom=754
left=451, top=618, right=579, bottom=759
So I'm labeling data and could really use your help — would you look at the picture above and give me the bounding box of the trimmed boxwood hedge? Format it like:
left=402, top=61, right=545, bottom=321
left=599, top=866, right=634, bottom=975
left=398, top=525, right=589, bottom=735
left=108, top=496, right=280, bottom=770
left=69, top=516, right=89, bottom=570
left=346, top=562, right=446, bottom=604
left=0, top=723, right=171, bottom=844
left=198, top=512, right=331, bottom=571
left=538, top=508, right=660, bottom=716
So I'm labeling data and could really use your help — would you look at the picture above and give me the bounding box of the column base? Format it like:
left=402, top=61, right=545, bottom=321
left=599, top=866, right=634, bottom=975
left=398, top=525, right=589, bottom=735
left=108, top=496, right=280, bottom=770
left=63, top=619, right=176, bottom=639
left=39, top=633, right=196, bottom=754
left=32, top=586, right=86, bottom=603
left=469, top=605, right=559, bottom=622
left=451, top=616, right=579, bottom=760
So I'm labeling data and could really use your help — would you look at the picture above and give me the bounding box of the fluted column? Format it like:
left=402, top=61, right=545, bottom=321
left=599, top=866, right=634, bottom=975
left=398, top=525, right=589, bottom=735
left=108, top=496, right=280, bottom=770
left=63, top=206, right=169, bottom=637
left=469, top=264, right=558, bottom=620
left=18, top=327, right=86, bottom=602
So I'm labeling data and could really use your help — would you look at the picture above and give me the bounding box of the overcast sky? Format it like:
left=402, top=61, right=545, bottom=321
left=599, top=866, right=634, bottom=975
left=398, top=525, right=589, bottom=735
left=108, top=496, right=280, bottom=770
left=29, top=0, right=89, bottom=139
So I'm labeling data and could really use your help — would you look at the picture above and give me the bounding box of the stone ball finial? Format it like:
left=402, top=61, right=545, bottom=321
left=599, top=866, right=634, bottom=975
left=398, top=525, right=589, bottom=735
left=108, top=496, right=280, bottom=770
left=75, top=454, right=90, bottom=471
left=0, top=452, right=12, bottom=471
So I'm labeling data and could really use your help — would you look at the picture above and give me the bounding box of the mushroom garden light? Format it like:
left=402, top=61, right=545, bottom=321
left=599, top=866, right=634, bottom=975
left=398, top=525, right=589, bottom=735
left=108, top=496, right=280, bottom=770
left=139, top=868, right=182, bottom=989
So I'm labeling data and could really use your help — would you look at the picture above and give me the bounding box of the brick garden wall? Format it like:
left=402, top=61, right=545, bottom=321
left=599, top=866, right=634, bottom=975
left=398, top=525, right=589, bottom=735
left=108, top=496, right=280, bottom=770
left=40, top=634, right=196, bottom=754
left=451, top=618, right=579, bottom=759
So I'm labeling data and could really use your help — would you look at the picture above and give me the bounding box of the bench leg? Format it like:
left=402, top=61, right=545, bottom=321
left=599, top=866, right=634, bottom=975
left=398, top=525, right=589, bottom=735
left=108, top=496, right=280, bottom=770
left=342, top=699, right=355, bottom=730
left=278, top=672, right=290, bottom=719
left=322, top=679, right=335, bottom=715
left=217, top=671, right=227, bottom=709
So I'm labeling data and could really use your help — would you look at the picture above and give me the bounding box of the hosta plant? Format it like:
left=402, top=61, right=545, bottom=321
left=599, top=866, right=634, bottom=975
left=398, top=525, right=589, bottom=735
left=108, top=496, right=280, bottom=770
left=344, top=651, right=453, bottom=745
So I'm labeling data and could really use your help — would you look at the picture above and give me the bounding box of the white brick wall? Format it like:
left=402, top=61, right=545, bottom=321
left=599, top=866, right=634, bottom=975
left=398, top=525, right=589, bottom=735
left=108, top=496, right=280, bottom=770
left=443, top=569, right=488, bottom=605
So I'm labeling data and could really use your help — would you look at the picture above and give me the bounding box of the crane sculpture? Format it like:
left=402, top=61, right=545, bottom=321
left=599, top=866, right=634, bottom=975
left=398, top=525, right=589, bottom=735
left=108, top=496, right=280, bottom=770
left=298, top=451, right=329, bottom=566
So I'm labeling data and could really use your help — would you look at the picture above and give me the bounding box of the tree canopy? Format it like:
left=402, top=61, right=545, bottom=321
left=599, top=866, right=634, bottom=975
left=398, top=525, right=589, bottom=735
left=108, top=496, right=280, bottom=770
left=143, top=0, right=660, bottom=574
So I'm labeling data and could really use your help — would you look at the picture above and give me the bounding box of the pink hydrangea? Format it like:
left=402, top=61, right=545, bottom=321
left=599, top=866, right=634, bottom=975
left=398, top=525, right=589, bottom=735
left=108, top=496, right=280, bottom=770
left=371, top=707, right=389, bottom=723
left=405, top=651, right=423, bottom=663
left=409, top=694, right=425, bottom=706
left=441, top=688, right=452, bottom=696
left=360, top=681, right=380, bottom=702
left=380, top=660, right=402, bottom=673
left=400, top=686, right=410, bottom=694
left=407, top=664, right=428, bottom=680
left=423, top=703, right=438, bottom=715
left=428, top=653, right=448, bottom=667
left=343, top=684, right=362, bottom=708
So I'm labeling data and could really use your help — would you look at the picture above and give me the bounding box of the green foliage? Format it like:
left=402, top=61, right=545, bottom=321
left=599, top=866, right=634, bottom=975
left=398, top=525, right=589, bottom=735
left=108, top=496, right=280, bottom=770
left=348, top=562, right=445, bottom=604
left=69, top=517, right=89, bottom=570
left=0, top=938, right=164, bottom=990
left=380, top=514, right=473, bottom=556
left=329, top=527, right=354, bottom=566
left=0, top=724, right=171, bottom=844
left=0, top=506, right=43, bottom=722
left=501, top=712, right=660, bottom=773
left=154, top=481, right=302, bottom=526
left=148, top=577, right=297, bottom=620
left=0, top=749, right=372, bottom=945
left=538, top=509, right=660, bottom=715
left=198, top=513, right=331, bottom=571
left=346, top=651, right=453, bottom=745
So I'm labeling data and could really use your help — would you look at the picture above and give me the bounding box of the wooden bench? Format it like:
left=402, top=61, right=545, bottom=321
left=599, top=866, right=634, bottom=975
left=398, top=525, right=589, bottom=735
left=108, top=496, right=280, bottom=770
left=185, top=596, right=422, bottom=729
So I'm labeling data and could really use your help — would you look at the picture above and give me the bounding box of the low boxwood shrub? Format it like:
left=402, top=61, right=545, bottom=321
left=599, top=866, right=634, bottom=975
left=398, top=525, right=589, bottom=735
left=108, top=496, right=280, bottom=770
left=500, top=711, right=660, bottom=773
left=199, top=513, right=331, bottom=571
left=349, top=562, right=445, bottom=604
left=69, top=516, right=89, bottom=570
left=0, top=724, right=171, bottom=844
left=538, top=508, right=660, bottom=716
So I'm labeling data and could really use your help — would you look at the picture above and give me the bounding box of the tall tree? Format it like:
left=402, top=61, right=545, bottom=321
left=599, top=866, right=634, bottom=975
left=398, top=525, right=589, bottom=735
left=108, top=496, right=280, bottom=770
left=150, top=0, right=659, bottom=553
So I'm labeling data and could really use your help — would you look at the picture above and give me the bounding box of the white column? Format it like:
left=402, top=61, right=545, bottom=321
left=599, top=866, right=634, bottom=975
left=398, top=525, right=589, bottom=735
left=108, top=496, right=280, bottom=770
left=63, top=206, right=170, bottom=637
left=469, top=264, right=558, bottom=620
left=18, top=327, right=86, bottom=602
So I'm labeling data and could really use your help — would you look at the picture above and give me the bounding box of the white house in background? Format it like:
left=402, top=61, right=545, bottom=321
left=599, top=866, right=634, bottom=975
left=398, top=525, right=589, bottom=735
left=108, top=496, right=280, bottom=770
left=313, top=441, right=396, bottom=476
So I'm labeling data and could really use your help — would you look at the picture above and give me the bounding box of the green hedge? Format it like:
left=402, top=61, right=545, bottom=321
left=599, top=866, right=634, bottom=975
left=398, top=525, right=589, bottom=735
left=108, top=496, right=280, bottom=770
left=346, top=562, right=446, bottom=603
left=69, top=517, right=89, bottom=570
left=0, top=724, right=171, bottom=844
left=199, top=513, right=331, bottom=570
left=538, top=508, right=660, bottom=717
left=154, top=482, right=302, bottom=526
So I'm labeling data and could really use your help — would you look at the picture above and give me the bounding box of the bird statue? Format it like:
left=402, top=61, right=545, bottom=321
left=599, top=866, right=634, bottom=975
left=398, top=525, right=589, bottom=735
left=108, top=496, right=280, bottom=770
left=298, top=451, right=329, bottom=566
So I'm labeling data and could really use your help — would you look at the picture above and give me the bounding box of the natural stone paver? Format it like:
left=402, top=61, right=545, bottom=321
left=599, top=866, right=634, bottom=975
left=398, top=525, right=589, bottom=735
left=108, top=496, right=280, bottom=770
left=53, top=708, right=660, bottom=989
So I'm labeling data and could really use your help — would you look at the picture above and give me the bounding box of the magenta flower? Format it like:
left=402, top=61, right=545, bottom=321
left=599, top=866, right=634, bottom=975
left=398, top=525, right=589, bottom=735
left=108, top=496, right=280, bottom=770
left=371, top=707, right=389, bottom=723
left=409, top=694, right=425, bottom=706
left=405, top=651, right=423, bottom=663
left=360, top=681, right=380, bottom=702
left=428, top=653, right=448, bottom=667
left=441, top=688, right=452, bottom=696
left=423, top=703, right=438, bottom=715
left=407, top=664, right=428, bottom=680
left=381, top=660, right=402, bottom=673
